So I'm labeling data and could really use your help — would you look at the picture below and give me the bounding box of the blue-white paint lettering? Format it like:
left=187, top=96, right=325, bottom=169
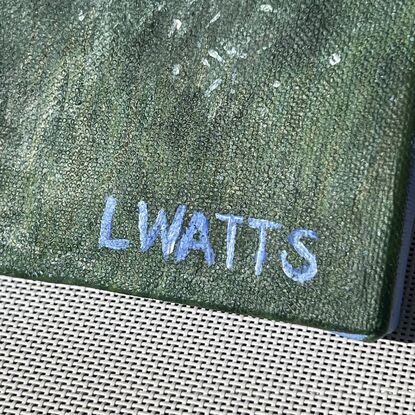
left=98, top=196, right=320, bottom=282
left=99, top=196, right=130, bottom=250
left=248, top=218, right=283, bottom=276
left=176, top=211, right=215, bottom=266
left=280, top=229, right=319, bottom=283
left=138, top=201, right=187, bottom=259
left=215, top=213, right=244, bottom=269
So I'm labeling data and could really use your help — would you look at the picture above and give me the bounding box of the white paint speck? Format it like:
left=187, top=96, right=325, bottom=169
left=202, top=58, right=210, bottom=67
left=205, top=79, right=223, bottom=96
left=223, top=42, right=247, bottom=59
left=208, top=12, right=221, bottom=26
left=78, top=11, right=85, bottom=21
left=172, top=64, right=181, bottom=76
left=260, top=4, right=273, bottom=12
left=208, top=49, right=224, bottom=64
left=273, top=80, right=281, bottom=88
left=224, top=44, right=237, bottom=57
left=329, top=53, right=341, bottom=66
left=169, top=19, right=182, bottom=37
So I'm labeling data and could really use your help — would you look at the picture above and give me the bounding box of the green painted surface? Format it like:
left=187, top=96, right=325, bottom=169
left=1, top=0, right=415, bottom=339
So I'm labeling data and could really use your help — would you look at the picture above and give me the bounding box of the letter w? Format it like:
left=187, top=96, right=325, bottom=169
left=138, top=201, right=187, bottom=259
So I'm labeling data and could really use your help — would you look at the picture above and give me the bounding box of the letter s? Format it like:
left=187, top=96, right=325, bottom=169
left=280, top=229, right=319, bottom=283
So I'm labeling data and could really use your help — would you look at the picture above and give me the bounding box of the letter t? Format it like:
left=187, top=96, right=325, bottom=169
left=215, top=213, right=243, bottom=270
left=248, top=218, right=282, bottom=276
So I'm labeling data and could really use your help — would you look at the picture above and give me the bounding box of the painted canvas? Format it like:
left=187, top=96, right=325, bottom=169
left=1, top=0, right=415, bottom=340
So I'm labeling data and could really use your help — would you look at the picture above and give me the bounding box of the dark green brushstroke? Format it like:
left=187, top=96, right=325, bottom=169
left=1, top=0, right=415, bottom=339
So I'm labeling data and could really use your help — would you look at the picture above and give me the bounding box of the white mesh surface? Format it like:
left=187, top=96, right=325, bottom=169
left=0, top=240, right=414, bottom=414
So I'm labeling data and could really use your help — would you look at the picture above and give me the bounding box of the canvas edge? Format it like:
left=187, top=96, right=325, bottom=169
left=336, top=141, right=415, bottom=342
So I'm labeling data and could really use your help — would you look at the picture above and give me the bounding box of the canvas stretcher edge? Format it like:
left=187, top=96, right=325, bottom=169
left=386, top=143, right=415, bottom=333
left=337, top=141, right=415, bottom=342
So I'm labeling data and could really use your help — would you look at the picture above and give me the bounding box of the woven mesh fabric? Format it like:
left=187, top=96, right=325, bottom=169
left=0, top=236, right=414, bottom=414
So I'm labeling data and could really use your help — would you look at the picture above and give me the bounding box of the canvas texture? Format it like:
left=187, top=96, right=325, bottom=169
left=1, top=0, right=415, bottom=338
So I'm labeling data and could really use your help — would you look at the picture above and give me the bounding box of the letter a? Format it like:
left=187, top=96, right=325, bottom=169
left=176, top=211, right=215, bottom=266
